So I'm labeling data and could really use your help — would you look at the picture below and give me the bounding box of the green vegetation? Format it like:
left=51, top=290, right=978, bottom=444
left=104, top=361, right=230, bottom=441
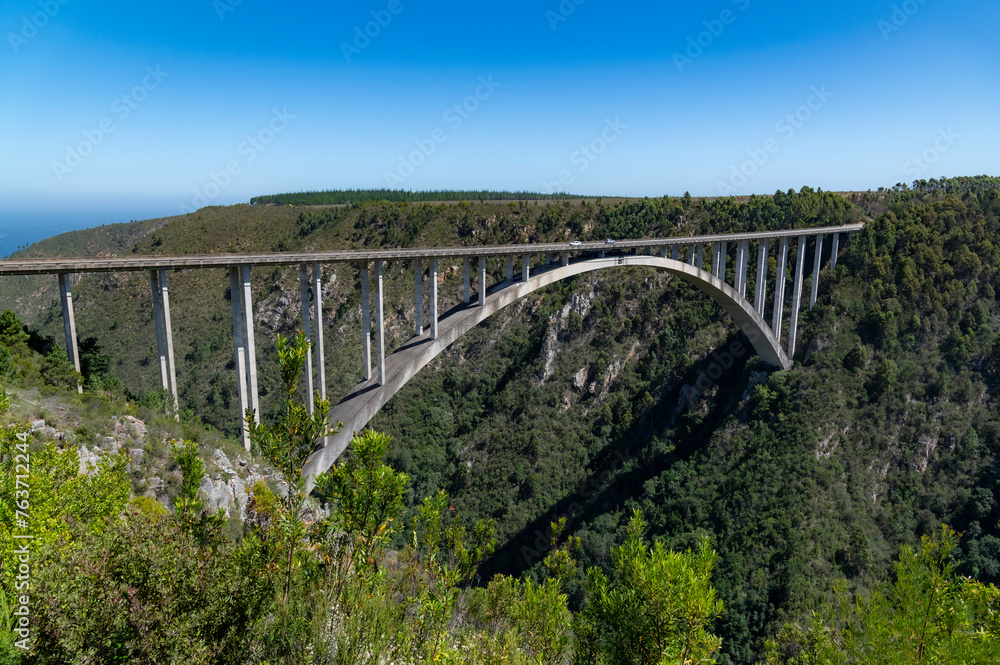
left=250, top=189, right=586, bottom=206
left=765, top=526, right=1000, bottom=663
left=2, top=176, right=1000, bottom=662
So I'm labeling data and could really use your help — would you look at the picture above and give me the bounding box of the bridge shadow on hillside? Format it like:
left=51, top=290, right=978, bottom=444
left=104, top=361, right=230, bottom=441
left=479, top=328, right=769, bottom=581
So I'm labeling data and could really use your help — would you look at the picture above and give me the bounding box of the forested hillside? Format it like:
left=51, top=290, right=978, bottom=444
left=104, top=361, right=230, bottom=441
left=5, top=177, right=1000, bottom=663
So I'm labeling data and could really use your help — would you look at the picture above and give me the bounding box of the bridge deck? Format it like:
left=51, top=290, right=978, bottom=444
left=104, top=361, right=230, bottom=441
left=0, top=224, right=864, bottom=275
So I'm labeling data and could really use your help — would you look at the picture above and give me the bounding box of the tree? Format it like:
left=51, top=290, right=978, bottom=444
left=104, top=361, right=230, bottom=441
left=765, top=526, right=1000, bottom=664
left=575, top=510, right=724, bottom=664
left=246, top=331, right=340, bottom=516
left=0, top=312, right=27, bottom=351
left=245, top=331, right=341, bottom=606
left=311, top=429, right=410, bottom=600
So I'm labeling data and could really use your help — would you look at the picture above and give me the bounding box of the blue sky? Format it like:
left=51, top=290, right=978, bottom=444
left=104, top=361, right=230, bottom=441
left=0, top=0, right=997, bottom=253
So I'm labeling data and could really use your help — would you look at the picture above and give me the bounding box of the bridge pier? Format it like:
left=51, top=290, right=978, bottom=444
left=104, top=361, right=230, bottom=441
left=361, top=264, right=372, bottom=381
left=506, top=256, right=514, bottom=282
left=522, top=254, right=530, bottom=282
left=376, top=260, right=385, bottom=385
left=57, top=274, right=83, bottom=393
left=463, top=258, right=471, bottom=304
left=150, top=270, right=179, bottom=417
left=719, top=241, right=728, bottom=281
left=299, top=265, right=315, bottom=414
left=561, top=251, right=569, bottom=267
left=772, top=237, right=790, bottom=341
left=788, top=237, right=807, bottom=358
left=688, top=245, right=696, bottom=266
left=830, top=233, right=840, bottom=269
left=810, top=235, right=824, bottom=310
left=696, top=244, right=704, bottom=270
left=430, top=259, right=438, bottom=340
left=671, top=246, right=678, bottom=261
left=754, top=241, right=769, bottom=316
left=415, top=259, right=424, bottom=336
left=478, top=256, right=487, bottom=306
left=229, top=266, right=259, bottom=449
left=735, top=240, right=749, bottom=297
left=311, top=264, right=326, bottom=401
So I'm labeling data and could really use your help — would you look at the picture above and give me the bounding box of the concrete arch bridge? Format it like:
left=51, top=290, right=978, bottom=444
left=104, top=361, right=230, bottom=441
left=0, top=224, right=862, bottom=492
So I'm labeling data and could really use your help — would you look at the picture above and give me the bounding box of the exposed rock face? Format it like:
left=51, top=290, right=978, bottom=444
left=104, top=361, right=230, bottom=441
left=199, top=474, right=262, bottom=519
left=78, top=444, right=102, bottom=475
left=538, top=284, right=596, bottom=384
left=572, top=368, right=589, bottom=393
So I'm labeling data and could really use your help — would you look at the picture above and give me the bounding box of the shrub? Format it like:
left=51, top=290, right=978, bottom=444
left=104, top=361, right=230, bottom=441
left=30, top=509, right=274, bottom=664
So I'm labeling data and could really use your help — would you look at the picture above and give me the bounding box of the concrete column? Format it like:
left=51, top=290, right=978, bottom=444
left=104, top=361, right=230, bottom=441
left=229, top=268, right=250, bottom=450
left=310, top=264, right=325, bottom=402
left=772, top=237, right=790, bottom=339
left=660, top=246, right=668, bottom=258
left=299, top=266, right=315, bottom=414
left=712, top=243, right=722, bottom=277
left=241, top=266, right=261, bottom=423
left=157, top=270, right=179, bottom=417
left=830, top=233, right=840, bottom=269
left=671, top=246, right=678, bottom=261
left=719, top=241, right=728, bottom=281
left=561, top=251, right=569, bottom=267
left=788, top=236, right=807, bottom=358
left=688, top=245, right=696, bottom=266
left=360, top=264, right=371, bottom=381
left=810, top=235, right=824, bottom=310
left=478, top=256, right=487, bottom=307
left=754, top=241, right=769, bottom=316
left=415, top=258, right=424, bottom=336
left=376, top=260, right=385, bottom=386
left=522, top=254, right=530, bottom=281
left=150, top=271, right=169, bottom=394
left=696, top=244, right=704, bottom=270
left=463, top=257, right=471, bottom=303
left=57, top=274, right=83, bottom=394
left=430, top=258, right=439, bottom=340
left=506, top=255, right=514, bottom=282
left=736, top=239, right=749, bottom=297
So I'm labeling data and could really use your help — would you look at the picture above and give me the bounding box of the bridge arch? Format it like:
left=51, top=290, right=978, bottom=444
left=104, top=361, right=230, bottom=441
left=302, top=254, right=789, bottom=492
